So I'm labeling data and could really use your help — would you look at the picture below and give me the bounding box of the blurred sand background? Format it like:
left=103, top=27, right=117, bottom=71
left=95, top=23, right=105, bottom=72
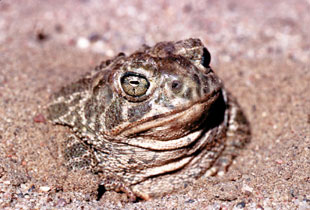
left=0, top=0, right=309, bottom=209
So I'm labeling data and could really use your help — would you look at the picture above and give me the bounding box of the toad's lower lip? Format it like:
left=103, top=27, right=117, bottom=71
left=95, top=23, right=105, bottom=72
left=104, top=90, right=221, bottom=150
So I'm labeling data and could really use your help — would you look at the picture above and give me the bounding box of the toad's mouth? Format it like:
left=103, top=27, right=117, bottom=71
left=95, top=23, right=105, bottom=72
left=105, top=90, right=223, bottom=150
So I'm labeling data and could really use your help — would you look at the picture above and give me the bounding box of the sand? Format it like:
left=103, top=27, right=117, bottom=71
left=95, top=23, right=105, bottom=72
left=0, top=0, right=309, bottom=209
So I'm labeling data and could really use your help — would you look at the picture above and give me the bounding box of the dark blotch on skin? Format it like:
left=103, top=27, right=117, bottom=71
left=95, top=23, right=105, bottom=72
left=141, top=153, right=158, bottom=164
left=128, top=102, right=152, bottom=122
left=64, top=143, right=88, bottom=160
left=93, top=70, right=112, bottom=95
left=69, top=95, right=82, bottom=106
left=192, top=73, right=201, bottom=85
left=105, top=99, right=123, bottom=129
left=84, top=98, right=95, bottom=121
left=94, top=104, right=106, bottom=132
left=201, top=75, right=209, bottom=85
left=203, top=86, right=209, bottom=94
left=163, top=43, right=176, bottom=55
left=128, top=157, right=137, bottom=164
left=196, top=87, right=201, bottom=97
left=47, top=102, right=68, bottom=120
left=183, top=88, right=192, bottom=99
left=153, top=42, right=176, bottom=57
left=68, top=159, right=92, bottom=170
left=235, top=109, right=249, bottom=125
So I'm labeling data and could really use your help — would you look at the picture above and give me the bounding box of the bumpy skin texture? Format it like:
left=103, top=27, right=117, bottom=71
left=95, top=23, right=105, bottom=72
left=47, top=38, right=250, bottom=201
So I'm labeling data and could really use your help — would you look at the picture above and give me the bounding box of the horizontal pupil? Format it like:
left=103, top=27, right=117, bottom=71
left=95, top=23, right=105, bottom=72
left=120, top=72, right=150, bottom=99
left=130, top=80, right=140, bottom=85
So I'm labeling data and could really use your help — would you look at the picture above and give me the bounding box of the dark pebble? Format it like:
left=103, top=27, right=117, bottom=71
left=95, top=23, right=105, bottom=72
left=236, top=201, right=246, bottom=208
left=185, top=199, right=195, bottom=203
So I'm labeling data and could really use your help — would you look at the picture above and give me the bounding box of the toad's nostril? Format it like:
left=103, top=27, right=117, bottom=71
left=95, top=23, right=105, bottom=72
left=171, top=80, right=183, bottom=94
left=201, top=74, right=210, bottom=86
left=172, top=80, right=181, bottom=89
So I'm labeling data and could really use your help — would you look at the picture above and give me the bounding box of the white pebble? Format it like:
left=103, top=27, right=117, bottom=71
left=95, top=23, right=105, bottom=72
left=39, top=186, right=51, bottom=192
left=77, top=37, right=90, bottom=49
left=242, top=184, right=253, bottom=193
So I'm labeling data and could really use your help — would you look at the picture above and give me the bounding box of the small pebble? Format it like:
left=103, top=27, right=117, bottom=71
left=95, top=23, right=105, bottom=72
left=242, top=184, right=253, bottom=193
left=185, top=199, right=195, bottom=203
left=39, top=186, right=51, bottom=192
left=77, top=37, right=90, bottom=49
left=36, top=31, right=49, bottom=41
left=236, top=201, right=246, bottom=208
left=28, top=184, right=36, bottom=192
left=57, top=198, right=68, bottom=207
left=88, top=33, right=102, bottom=42
left=33, top=114, right=46, bottom=123
left=3, top=180, right=10, bottom=185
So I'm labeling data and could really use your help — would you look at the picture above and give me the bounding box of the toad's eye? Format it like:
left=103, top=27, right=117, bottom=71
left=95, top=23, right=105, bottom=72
left=121, top=72, right=150, bottom=97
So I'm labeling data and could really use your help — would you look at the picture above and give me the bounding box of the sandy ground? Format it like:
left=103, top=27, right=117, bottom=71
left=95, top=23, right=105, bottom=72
left=0, top=0, right=309, bottom=209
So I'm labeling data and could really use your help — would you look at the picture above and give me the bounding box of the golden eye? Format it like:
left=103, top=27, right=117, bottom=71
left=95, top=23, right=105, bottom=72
left=121, top=72, right=150, bottom=97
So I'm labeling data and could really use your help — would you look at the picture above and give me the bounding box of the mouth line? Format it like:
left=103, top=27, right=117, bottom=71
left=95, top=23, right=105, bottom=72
left=99, top=88, right=221, bottom=151
left=117, top=91, right=221, bottom=150
left=129, top=89, right=220, bottom=128
left=125, top=69, right=221, bottom=130
left=104, top=89, right=221, bottom=143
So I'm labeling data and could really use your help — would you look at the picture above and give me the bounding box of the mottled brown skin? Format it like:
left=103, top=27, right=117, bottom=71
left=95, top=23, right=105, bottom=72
left=47, top=38, right=250, bottom=201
